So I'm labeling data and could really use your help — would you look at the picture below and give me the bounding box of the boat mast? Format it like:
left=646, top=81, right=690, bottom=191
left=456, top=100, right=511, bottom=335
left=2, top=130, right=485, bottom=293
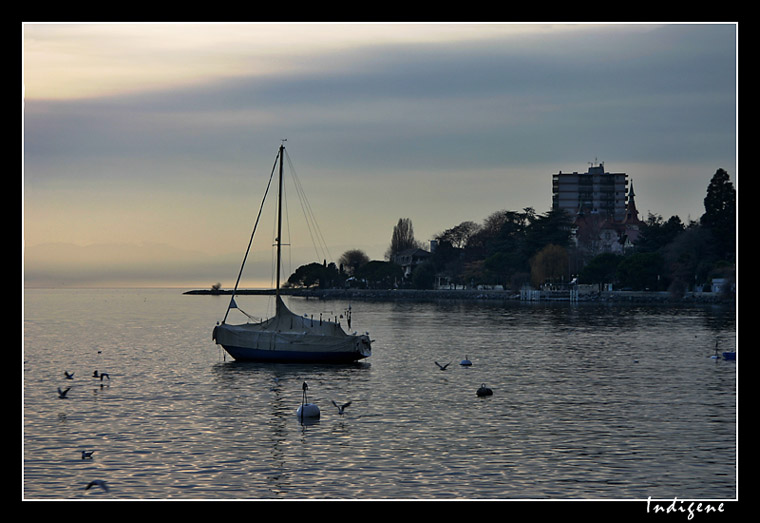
left=275, top=140, right=285, bottom=299
left=221, top=144, right=281, bottom=324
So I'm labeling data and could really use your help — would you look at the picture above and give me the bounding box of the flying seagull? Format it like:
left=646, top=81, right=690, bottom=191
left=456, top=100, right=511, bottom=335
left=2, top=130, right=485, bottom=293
left=435, top=361, right=452, bottom=371
left=57, top=387, right=71, bottom=399
left=64, top=371, right=75, bottom=379
left=85, top=480, right=109, bottom=493
left=331, top=400, right=352, bottom=415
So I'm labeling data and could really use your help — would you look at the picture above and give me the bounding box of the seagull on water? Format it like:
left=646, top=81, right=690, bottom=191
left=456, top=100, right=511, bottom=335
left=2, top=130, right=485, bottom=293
left=57, top=387, right=71, bottom=399
left=64, top=371, right=75, bottom=379
left=331, top=400, right=352, bottom=415
left=85, top=480, right=109, bottom=493
left=81, top=450, right=94, bottom=459
left=435, top=361, right=452, bottom=371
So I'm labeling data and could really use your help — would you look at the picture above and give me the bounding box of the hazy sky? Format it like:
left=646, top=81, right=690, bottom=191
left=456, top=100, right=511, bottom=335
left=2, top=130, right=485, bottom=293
left=22, top=22, right=737, bottom=288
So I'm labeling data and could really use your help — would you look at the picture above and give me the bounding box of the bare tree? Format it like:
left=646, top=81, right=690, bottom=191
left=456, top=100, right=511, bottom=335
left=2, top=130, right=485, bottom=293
left=338, top=249, right=370, bottom=276
left=385, top=218, right=422, bottom=260
left=436, top=220, right=480, bottom=249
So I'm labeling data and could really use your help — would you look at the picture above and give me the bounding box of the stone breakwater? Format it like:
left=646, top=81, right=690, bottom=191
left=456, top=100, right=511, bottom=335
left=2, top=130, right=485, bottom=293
left=292, top=288, right=517, bottom=302
left=185, top=288, right=734, bottom=304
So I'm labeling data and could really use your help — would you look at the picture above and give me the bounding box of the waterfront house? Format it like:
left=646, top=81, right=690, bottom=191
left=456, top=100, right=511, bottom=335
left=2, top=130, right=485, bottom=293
left=392, top=248, right=431, bottom=278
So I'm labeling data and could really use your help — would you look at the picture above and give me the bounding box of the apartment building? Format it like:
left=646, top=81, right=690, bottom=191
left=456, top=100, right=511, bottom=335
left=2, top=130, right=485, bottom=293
left=552, top=163, right=628, bottom=221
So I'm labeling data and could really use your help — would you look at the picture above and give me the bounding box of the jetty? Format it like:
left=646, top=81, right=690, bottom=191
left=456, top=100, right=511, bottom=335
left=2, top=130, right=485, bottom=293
left=184, top=287, right=732, bottom=304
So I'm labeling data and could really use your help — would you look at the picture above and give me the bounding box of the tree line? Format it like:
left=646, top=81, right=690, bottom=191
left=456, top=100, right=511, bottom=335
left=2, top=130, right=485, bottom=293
left=285, top=168, right=736, bottom=295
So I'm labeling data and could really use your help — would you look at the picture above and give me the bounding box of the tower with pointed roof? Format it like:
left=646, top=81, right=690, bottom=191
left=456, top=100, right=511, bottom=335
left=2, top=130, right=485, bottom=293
left=623, top=180, right=640, bottom=224
left=620, top=180, right=641, bottom=246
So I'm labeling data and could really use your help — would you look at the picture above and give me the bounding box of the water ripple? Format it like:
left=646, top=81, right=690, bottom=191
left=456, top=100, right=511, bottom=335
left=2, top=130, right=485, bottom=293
left=24, top=290, right=736, bottom=499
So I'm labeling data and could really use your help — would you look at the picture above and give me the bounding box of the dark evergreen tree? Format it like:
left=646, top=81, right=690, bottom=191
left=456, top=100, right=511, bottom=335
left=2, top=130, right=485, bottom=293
left=356, top=261, right=404, bottom=289
left=636, top=213, right=685, bottom=254
left=701, top=168, right=736, bottom=260
left=578, top=253, right=623, bottom=285
left=616, top=252, right=666, bottom=291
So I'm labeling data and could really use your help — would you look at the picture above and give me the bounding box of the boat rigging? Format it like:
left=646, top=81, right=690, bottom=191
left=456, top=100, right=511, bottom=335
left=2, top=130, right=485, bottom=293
left=212, top=142, right=372, bottom=363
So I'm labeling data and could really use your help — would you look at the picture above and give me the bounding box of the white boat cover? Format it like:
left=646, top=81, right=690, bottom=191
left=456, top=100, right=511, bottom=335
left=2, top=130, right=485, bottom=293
left=214, top=296, right=369, bottom=356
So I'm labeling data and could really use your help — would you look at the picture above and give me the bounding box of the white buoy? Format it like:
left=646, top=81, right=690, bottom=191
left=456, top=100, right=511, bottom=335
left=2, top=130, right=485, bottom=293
left=297, top=382, right=320, bottom=421
left=297, top=403, right=321, bottom=419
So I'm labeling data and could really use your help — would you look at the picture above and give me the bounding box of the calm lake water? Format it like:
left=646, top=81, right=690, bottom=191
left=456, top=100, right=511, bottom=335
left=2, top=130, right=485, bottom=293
left=22, top=288, right=737, bottom=500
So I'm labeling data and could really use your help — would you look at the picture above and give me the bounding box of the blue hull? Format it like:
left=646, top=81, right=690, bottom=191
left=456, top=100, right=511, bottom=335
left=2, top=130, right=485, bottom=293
left=221, top=345, right=369, bottom=364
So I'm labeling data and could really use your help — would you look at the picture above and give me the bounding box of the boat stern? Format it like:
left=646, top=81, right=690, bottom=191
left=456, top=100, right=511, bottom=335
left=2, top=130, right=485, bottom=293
left=357, top=333, right=372, bottom=359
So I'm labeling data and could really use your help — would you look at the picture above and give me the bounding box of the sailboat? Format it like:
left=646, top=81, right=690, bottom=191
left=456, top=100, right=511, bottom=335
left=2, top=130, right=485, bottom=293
left=212, top=142, right=372, bottom=363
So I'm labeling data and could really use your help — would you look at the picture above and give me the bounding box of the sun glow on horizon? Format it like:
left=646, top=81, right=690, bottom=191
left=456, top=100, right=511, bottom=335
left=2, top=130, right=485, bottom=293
left=22, top=22, right=736, bottom=289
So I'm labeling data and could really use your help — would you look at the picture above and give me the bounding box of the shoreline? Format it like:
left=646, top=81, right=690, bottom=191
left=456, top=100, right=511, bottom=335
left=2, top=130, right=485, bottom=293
left=183, top=287, right=735, bottom=304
